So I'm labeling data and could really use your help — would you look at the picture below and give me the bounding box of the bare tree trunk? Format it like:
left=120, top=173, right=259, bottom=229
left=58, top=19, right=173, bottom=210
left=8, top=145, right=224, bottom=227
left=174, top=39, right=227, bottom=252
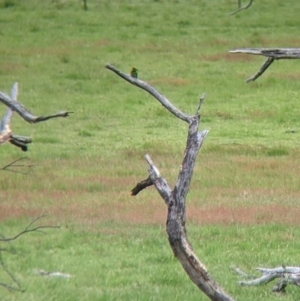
left=229, top=48, right=300, bottom=82
left=106, top=64, right=236, bottom=301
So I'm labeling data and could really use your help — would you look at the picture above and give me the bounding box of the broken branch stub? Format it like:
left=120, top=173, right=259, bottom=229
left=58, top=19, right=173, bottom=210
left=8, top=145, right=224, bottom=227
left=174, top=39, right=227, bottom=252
left=229, top=48, right=300, bottom=82
left=106, top=64, right=236, bottom=301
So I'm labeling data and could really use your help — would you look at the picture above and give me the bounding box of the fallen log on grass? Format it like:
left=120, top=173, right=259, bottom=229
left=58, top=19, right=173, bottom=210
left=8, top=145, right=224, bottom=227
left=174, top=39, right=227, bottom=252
left=232, top=265, right=300, bottom=293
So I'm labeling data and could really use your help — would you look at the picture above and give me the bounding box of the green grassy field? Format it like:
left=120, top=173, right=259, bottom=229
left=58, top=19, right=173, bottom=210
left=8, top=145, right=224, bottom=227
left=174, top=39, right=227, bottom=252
left=1, top=0, right=300, bottom=300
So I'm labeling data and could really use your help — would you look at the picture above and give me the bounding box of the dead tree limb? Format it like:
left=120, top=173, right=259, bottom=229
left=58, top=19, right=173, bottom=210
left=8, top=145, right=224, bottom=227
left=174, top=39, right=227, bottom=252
left=230, top=0, right=254, bottom=15
left=105, top=64, right=191, bottom=123
left=131, top=176, right=153, bottom=196
left=0, top=83, right=73, bottom=124
left=0, top=255, right=24, bottom=292
left=229, top=48, right=300, bottom=82
left=106, top=64, right=236, bottom=301
left=0, top=214, right=60, bottom=243
left=233, top=266, right=300, bottom=293
left=0, top=83, right=32, bottom=151
left=0, top=214, right=60, bottom=292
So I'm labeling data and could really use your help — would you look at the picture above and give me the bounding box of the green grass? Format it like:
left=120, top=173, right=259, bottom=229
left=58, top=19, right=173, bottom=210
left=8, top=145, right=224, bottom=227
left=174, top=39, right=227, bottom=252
left=0, top=0, right=300, bottom=300
left=2, top=221, right=300, bottom=301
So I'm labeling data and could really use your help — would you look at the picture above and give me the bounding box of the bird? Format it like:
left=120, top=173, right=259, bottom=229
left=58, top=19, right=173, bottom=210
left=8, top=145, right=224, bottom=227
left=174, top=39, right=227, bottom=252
left=130, top=67, right=138, bottom=79
left=0, top=83, right=32, bottom=151
left=0, top=83, right=73, bottom=124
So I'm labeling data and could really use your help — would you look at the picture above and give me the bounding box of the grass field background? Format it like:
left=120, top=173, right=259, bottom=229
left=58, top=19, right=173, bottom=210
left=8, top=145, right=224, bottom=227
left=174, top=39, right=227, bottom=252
left=0, top=0, right=300, bottom=300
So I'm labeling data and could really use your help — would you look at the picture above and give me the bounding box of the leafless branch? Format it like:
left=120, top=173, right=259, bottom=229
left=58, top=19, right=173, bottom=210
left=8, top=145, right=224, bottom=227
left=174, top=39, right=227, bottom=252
left=131, top=176, right=153, bottom=196
left=0, top=83, right=73, bottom=124
left=107, top=64, right=235, bottom=301
left=0, top=214, right=60, bottom=242
left=1, top=157, right=35, bottom=175
left=230, top=265, right=255, bottom=278
left=246, top=57, right=274, bottom=83
left=105, top=64, right=191, bottom=123
left=230, top=48, right=300, bottom=82
left=0, top=214, right=59, bottom=292
left=230, top=0, right=254, bottom=15
left=0, top=256, right=24, bottom=292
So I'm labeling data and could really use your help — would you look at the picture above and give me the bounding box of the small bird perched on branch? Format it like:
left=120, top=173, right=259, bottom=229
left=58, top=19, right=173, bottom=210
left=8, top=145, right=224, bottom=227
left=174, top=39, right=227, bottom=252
left=130, top=67, right=138, bottom=78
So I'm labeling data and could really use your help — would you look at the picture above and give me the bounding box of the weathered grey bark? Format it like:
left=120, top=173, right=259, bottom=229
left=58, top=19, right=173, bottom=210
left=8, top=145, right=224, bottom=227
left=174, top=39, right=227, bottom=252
left=230, top=0, right=254, bottom=15
left=0, top=83, right=73, bottom=124
left=232, top=266, right=300, bottom=292
left=106, top=64, right=236, bottom=301
left=0, top=83, right=32, bottom=151
left=229, top=48, right=300, bottom=82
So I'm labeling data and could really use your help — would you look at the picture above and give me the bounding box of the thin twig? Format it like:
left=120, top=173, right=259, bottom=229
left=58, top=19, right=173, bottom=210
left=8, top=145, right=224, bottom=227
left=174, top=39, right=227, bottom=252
left=0, top=214, right=60, bottom=242
left=0, top=255, right=24, bottom=292
left=0, top=214, right=60, bottom=292
left=0, top=87, right=73, bottom=124
left=1, top=157, right=36, bottom=174
left=230, top=0, right=254, bottom=15
left=195, top=93, right=205, bottom=115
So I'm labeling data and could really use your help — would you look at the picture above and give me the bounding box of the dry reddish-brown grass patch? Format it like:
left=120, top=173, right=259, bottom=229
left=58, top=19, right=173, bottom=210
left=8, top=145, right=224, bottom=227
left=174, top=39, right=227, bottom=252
left=148, top=78, right=190, bottom=86
left=47, top=202, right=300, bottom=226
left=93, top=39, right=110, bottom=47
left=202, top=52, right=257, bottom=62
left=2, top=191, right=300, bottom=227
left=187, top=204, right=300, bottom=225
left=274, top=72, right=300, bottom=80
left=2, top=63, right=22, bottom=72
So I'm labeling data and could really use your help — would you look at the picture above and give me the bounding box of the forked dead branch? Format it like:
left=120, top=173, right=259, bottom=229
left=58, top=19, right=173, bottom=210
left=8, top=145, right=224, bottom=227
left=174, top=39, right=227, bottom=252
left=106, top=63, right=235, bottom=301
left=0, top=157, right=35, bottom=174
left=229, top=48, right=300, bottom=82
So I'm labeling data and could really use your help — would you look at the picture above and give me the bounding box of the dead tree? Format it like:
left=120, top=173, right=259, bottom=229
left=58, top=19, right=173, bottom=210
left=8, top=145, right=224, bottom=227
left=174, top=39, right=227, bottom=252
left=230, top=0, right=254, bottom=15
left=106, top=64, right=236, bottom=301
left=0, top=214, right=60, bottom=292
left=229, top=48, right=300, bottom=82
